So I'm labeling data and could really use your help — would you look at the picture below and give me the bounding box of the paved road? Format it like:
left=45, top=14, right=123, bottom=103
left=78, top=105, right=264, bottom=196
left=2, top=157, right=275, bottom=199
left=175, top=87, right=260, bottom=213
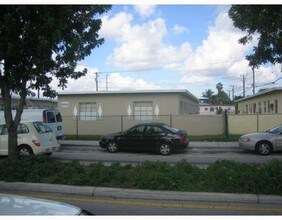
left=54, top=140, right=282, bottom=167
left=1, top=181, right=282, bottom=215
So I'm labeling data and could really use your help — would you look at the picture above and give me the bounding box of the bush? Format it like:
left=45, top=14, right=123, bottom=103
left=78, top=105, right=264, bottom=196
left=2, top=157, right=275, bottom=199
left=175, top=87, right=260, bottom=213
left=0, top=156, right=281, bottom=195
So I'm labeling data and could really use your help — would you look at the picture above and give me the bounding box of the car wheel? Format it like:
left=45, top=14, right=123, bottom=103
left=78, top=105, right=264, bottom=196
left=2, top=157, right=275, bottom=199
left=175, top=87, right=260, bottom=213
left=256, top=141, right=272, bottom=155
left=106, top=141, right=118, bottom=153
left=159, top=142, right=171, bottom=155
left=18, top=145, right=33, bottom=156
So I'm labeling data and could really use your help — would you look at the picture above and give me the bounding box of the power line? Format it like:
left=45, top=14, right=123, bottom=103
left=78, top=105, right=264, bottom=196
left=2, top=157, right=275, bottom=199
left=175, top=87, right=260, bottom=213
left=97, top=58, right=245, bottom=75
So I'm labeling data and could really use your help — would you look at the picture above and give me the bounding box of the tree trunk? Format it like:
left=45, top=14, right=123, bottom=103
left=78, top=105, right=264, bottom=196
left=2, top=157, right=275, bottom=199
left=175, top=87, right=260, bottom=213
left=2, top=81, right=26, bottom=159
left=8, top=127, right=19, bottom=158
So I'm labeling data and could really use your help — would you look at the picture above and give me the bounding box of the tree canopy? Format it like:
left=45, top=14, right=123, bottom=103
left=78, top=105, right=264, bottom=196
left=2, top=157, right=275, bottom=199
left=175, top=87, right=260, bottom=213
left=0, top=5, right=111, bottom=157
left=228, top=5, right=282, bottom=67
left=203, top=83, right=232, bottom=106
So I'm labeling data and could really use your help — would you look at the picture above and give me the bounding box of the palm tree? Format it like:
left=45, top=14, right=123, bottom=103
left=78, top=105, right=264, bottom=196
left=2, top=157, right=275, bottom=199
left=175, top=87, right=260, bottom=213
left=216, top=83, right=223, bottom=94
left=202, top=89, right=214, bottom=103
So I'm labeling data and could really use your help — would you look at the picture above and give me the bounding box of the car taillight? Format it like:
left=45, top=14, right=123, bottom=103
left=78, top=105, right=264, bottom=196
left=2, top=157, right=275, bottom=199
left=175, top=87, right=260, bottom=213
left=179, top=134, right=185, bottom=142
left=32, top=140, right=41, bottom=147
left=43, top=115, right=46, bottom=123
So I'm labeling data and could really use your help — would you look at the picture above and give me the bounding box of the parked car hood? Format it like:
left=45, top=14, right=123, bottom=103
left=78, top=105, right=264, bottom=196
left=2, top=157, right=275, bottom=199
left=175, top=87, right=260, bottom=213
left=0, top=194, right=83, bottom=215
left=104, top=132, right=123, bottom=138
left=242, top=132, right=275, bottom=138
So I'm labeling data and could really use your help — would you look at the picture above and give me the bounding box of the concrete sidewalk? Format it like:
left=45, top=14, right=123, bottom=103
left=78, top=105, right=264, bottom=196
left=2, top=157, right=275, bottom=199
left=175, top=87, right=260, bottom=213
left=59, top=140, right=239, bottom=148
left=0, top=181, right=281, bottom=205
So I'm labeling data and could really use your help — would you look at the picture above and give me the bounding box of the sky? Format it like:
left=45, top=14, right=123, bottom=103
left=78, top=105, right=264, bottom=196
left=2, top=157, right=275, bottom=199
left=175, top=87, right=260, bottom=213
left=49, top=4, right=282, bottom=99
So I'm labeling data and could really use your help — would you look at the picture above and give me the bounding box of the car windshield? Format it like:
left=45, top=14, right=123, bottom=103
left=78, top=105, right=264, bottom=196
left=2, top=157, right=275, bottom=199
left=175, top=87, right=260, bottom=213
left=268, top=125, right=282, bottom=134
left=33, top=122, right=53, bottom=133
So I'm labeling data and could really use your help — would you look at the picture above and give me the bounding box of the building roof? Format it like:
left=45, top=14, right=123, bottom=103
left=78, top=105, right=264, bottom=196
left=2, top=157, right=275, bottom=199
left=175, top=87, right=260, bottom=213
left=236, top=87, right=282, bottom=103
left=58, top=89, right=199, bottom=102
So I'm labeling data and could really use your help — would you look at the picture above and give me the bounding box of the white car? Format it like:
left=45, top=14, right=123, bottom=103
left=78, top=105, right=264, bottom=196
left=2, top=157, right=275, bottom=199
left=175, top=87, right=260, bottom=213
left=0, top=193, right=92, bottom=215
left=239, top=125, right=282, bottom=155
left=0, top=121, right=60, bottom=156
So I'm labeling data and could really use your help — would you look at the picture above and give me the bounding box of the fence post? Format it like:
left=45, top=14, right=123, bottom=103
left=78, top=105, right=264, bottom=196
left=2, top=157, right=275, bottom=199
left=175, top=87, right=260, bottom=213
left=223, top=110, right=229, bottom=139
left=257, top=113, right=259, bottom=132
left=121, top=115, right=124, bottom=132
left=76, top=115, right=78, bottom=138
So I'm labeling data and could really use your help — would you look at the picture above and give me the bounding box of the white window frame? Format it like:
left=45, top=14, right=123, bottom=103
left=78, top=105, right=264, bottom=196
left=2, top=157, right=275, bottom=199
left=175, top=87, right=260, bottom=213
left=79, top=102, right=98, bottom=121
left=134, top=101, right=153, bottom=121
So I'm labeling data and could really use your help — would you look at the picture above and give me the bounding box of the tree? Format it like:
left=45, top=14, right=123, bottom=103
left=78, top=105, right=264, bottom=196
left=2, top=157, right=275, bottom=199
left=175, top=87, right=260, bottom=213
left=202, top=89, right=214, bottom=103
left=0, top=5, right=111, bottom=158
left=209, top=83, right=232, bottom=105
left=228, top=5, right=282, bottom=67
left=216, top=83, right=223, bottom=94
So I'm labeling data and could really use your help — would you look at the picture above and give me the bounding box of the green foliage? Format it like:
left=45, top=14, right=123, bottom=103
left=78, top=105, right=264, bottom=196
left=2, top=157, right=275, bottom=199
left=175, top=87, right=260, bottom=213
left=0, top=5, right=111, bottom=158
left=228, top=5, right=282, bottom=66
left=0, top=157, right=281, bottom=195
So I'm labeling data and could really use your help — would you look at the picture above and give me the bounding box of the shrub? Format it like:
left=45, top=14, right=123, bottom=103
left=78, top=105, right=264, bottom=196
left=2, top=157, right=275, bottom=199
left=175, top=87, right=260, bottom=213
left=0, top=157, right=281, bottom=195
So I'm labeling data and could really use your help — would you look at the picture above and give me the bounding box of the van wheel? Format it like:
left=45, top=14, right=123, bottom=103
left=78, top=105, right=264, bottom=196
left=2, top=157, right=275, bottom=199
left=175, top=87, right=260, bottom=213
left=18, top=146, right=34, bottom=156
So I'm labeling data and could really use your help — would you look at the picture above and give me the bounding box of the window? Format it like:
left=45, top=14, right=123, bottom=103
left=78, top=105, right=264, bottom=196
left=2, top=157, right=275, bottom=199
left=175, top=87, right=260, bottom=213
left=253, top=103, right=257, bottom=113
left=0, top=124, right=29, bottom=135
left=258, top=102, right=262, bottom=114
left=46, top=111, right=56, bottom=123
left=134, top=101, right=153, bottom=121
left=79, top=103, right=97, bottom=120
left=0, top=124, right=5, bottom=135
left=275, top=100, right=278, bottom=113
left=18, top=124, right=29, bottom=134
left=127, top=125, right=146, bottom=136
left=145, top=125, right=165, bottom=135
left=210, top=107, right=214, bottom=112
left=33, top=122, right=52, bottom=133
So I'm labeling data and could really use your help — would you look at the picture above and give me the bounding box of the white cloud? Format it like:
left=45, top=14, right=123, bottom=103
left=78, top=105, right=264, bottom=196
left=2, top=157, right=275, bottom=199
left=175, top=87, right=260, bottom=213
left=173, top=24, right=189, bottom=35
left=101, top=72, right=164, bottom=90
left=99, top=12, right=133, bottom=40
left=134, top=5, right=156, bottom=18
left=179, top=9, right=255, bottom=85
left=50, top=65, right=99, bottom=92
left=106, top=15, right=193, bottom=71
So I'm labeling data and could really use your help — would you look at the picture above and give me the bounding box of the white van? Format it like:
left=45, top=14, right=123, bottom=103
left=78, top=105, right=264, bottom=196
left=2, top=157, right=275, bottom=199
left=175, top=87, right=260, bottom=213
left=0, top=109, right=64, bottom=140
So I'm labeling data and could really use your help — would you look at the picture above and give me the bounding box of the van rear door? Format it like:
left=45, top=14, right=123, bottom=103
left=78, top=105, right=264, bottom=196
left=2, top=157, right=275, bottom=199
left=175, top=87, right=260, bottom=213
left=43, top=109, right=64, bottom=139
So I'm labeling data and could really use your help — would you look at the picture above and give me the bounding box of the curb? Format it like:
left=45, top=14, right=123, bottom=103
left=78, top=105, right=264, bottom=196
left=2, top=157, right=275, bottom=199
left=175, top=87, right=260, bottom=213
left=0, top=181, right=281, bottom=205
left=58, top=140, right=239, bottom=148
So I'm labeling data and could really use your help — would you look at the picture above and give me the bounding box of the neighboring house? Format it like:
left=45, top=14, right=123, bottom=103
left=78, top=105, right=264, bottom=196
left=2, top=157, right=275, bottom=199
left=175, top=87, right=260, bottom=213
left=0, top=96, right=57, bottom=110
left=57, top=89, right=199, bottom=121
left=198, top=97, right=235, bottom=115
left=199, top=104, right=235, bottom=115
left=236, top=87, right=282, bottom=114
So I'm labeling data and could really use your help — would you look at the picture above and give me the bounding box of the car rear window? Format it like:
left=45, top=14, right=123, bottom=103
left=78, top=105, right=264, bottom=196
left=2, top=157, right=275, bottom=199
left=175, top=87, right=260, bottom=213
left=163, top=125, right=179, bottom=133
left=33, top=122, right=52, bottom=133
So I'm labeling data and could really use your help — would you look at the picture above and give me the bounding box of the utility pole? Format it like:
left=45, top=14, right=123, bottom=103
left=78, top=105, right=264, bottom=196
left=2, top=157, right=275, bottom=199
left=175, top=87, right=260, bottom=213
left=95, top=72, right=99, bottom=91
left=242, top=74, right=246, bottom=97
left=231, top=85, right=234, bottom=101
left=252, top=66, right=255, bottom=94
